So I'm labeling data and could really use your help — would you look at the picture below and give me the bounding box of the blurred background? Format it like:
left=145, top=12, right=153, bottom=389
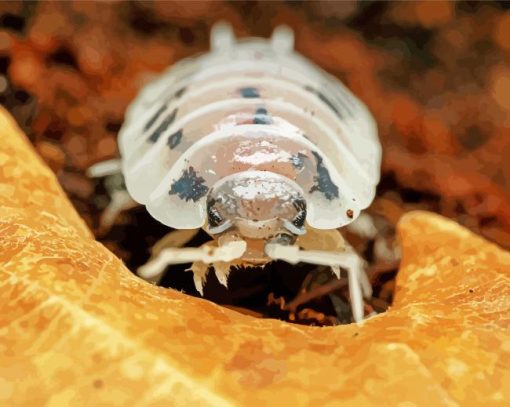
left=1, top=0, right=510, bottom=324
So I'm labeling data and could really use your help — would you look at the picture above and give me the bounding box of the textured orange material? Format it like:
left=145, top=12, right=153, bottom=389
left=0, top=107, right=509, bottom=405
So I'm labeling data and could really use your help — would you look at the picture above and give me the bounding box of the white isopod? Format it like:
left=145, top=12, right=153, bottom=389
left=91, top=23, right=382, bottom=323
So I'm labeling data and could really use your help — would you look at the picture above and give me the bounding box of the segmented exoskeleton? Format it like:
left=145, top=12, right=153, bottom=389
left=92, top=23, right=382, bottom=322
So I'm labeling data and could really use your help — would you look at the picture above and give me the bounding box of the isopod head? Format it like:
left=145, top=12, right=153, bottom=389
left=206, top=170, right=307, bottom=239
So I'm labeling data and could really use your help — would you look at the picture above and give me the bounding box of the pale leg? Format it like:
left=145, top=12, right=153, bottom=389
left=150, top=228, right=200, bottom=258
left=137, top=239, right=246, bottom=291
left=296, top=227, right=372, bottom=298
left=136, top=228, right=201, bottom=284
left=98, top=190, right=138, bottom=233
left=87, top=158, right=122, bottom=178
left=346, top=212, right=378, bottom=239
left=211, top=261, right=231, bottom=288
left=188, top=257, right=209, bottom=296
left=188, top=251, right=233, bottom=294
left=266, top=228, right=371, bottom=323
left=87, top=159, right=137, bottom=233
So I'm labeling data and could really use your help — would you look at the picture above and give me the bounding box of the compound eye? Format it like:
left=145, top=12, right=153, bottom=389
left=207, top=205, right=223, bottom=227
left=283, top=198, right=306, bottom=235
left=207, top=198, right=232, bottom=234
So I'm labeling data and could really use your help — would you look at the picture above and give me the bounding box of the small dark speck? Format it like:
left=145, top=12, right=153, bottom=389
left=469, top=289, right=474, bottom=293
left=93, top=379, right=104, bottom=389
left=450, top=258, right=459, bottom=266
left=167, top=129, right=183, bottom=149
left=346, top=209, right=353, bottom=219
left=352, top=332, right=359, bottom=337
left=240, top=87, right=260, bottom=98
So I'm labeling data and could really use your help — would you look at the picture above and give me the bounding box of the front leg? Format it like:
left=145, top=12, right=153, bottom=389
left=265, top=228, right=371, bottom=323
left=137, top=239, right=246, bottom=290
left=296, top=227, right=372, bottom=299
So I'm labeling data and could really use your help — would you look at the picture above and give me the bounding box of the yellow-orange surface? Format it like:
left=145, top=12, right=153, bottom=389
left=0, top=107, right=509, bottom=406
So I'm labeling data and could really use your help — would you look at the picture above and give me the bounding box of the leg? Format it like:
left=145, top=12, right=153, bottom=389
left=150, top=228, right=200, bottom=258
left=145, top=229, right=230, bottom=295
left=98, top=189, right=138, bottom=234
left=188, top=257, right=209, bottom=296
left=87, top=158, right=122, bottom=178
left=188, top=252, right=234, bottom=294
left=347, top=211, right=401, bottom=264
left=296, top=227, right=371, bottom=296
left=345, top=212, right=378, bottom=239
left=211, top=261, right=231, bottom=288
left=138, top=228, right=201, bottom=285
left=137, top=239, right=246, bottom=290
left=266, top=228, right=371, bottom=323
left=87, top=159, right=137, bottom=233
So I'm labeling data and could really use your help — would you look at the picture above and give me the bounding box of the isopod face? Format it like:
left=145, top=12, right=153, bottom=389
left=119, top=24, right=381, bottom=234
left=206, top=170, right=306, bottom=239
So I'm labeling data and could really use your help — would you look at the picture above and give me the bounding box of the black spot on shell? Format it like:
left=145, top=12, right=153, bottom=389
left=169, top=167, right=208, bottom=202
left=240, top=87, right=260, bottom=98
left=147, top=108, right=177, bottom=143
left=144, top=103, right=167, bottom=132
left=309, top=151, right=339, bottom=200
left=304, top=85, right=343, bottom=118
left=167, top=129, right=183, bottom=149
left=174, top=86, right=187, bottom=98
left=253, top=107, right=273, bottom=125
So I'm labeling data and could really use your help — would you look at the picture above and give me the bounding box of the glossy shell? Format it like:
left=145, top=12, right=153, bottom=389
left=119, top=27, right=381, bottom=230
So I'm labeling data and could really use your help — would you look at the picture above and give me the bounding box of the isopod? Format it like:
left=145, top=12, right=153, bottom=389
left=91, top=23, right=382, bottom=322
